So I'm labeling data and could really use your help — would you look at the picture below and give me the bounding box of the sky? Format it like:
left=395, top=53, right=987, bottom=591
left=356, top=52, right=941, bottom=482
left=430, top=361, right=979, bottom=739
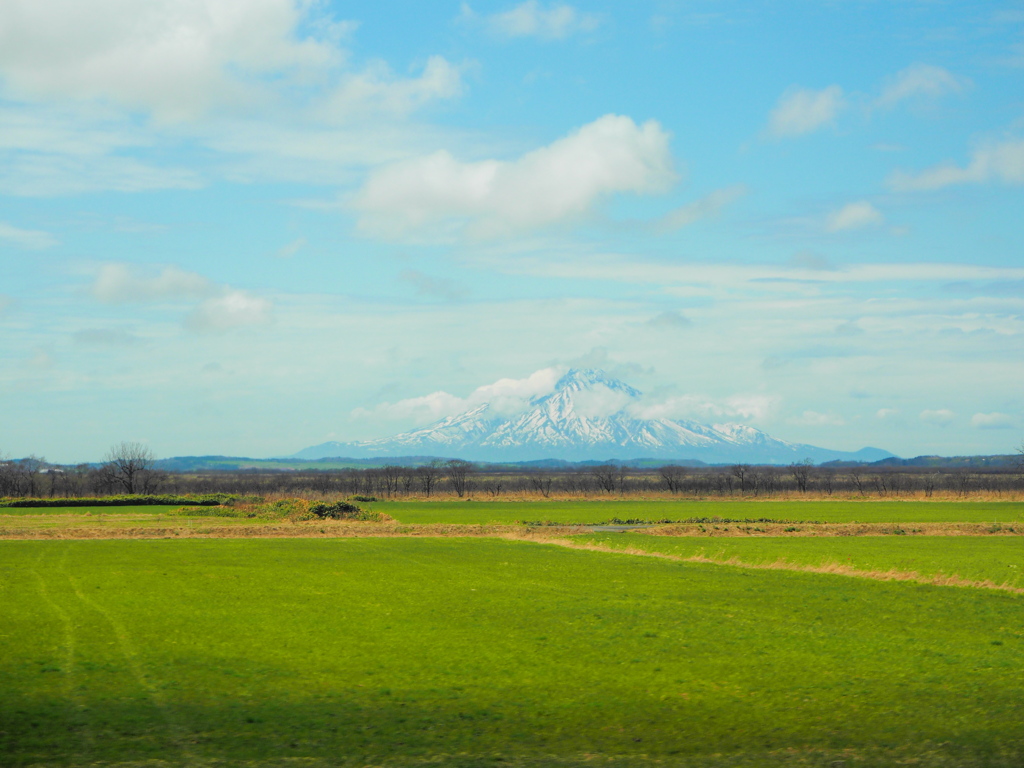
left=1, top=0, right=1023, bottom=463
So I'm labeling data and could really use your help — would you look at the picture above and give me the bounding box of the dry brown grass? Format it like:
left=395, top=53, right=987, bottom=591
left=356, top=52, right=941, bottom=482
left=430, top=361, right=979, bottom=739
left=1, top=518, right=1020, bottom=541
left=646, top=521, right=1023, bottom=537
left=0, top=521, right=586, bottom=541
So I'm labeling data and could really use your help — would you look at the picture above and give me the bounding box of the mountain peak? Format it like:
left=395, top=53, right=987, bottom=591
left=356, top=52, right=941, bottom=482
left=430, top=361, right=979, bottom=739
left=554, top=368, right=641, bottom=397
left=291, top=368, right=893, bottom=464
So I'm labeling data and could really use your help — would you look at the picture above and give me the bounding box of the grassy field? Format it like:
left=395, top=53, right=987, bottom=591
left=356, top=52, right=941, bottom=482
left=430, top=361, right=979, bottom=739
left=0, top=504, right=188, bottom=516
left=368, top=499, right=1024, bottom=525
left=2, top=537, right=1023, bottom=767
left=568, top=532, right=1024, bottom=589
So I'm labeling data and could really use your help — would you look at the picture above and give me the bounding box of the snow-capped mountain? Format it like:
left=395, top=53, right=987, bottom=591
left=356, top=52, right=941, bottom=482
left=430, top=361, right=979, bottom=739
left=293, top=369, right=892, bottom=464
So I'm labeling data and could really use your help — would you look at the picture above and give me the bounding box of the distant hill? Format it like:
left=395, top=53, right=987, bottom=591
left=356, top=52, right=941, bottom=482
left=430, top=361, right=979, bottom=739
left=291, top=368, right=895, bottom=465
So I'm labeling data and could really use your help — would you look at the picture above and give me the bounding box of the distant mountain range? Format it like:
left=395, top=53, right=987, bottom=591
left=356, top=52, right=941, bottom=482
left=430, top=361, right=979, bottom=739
left=292, top=368, right=894, bottom=465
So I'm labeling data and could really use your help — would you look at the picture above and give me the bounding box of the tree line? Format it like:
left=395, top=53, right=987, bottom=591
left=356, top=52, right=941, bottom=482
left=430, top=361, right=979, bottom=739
left=3, top=443, right=1023, bottom=499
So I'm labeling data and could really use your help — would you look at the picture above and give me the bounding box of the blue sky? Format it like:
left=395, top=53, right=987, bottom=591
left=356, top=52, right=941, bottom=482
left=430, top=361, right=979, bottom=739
left=1, top=0, right=1023, bottom=463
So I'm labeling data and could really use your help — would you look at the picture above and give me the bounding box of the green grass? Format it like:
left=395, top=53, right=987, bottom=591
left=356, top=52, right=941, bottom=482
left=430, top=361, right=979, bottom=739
left=0, top=505, right=187, bottom=516
left=570, top=532, right=1024, bottom=588
left=370, top=499, right=1024, bottom=525
left=2, top=538, right=1023, bottom=767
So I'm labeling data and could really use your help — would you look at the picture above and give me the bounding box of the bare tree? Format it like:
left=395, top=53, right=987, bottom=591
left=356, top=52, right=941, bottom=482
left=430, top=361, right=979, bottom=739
left=789, top=460, right=812, bottom=493
left=380, top=465, right=402, bottom=498
left=417, top=461, right=442, bottom=497
left=730, top=464, right=750, bottom=494
left=590, top=465, right=618, bottom=494
left=529, top=472, right=554, bottom=498
left=105, top=442, right=158, bottom=495
left=444, top=459, right=473, bottom=498
left=658, top=465, right=688, bottom=494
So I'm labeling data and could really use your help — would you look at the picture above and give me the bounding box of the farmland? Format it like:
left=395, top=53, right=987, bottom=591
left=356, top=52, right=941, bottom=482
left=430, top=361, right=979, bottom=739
left=1, top=499, right=1023, bottom=766
left=366, top=499, right=1024, bottom=525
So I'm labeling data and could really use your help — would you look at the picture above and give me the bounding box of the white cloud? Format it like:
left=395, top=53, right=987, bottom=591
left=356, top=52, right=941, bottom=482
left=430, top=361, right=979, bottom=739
left=825, top=201, right=884, bottom=232
left=466, top=1, right=601, bottom=40
left=276, top=237, right=306, bottom=258
left=90, top=263, right=272, bottom=333
left=876, top=408, right=899, bottom=419
left=0, top=221, right=57, bottom=249
left=888, top=138, right=1024, bottom=191
left=795, top=410, right=846, bottom=427
left=658, top=185, right=746, bottom=231
left=354, top=114, right=676, bottom=238
left=185, top=290, right=273, bottom=332
left=0, top=294, right=13, bottom=314
left=629, top=394, right=777, bottom=422
left=91, top=263, right=213, bottom=303
left=0, top=0, right=347, bottom=122
left=319, top=56, right=465, bottom=120
left=920, top=408, right=955, bottom=425
left=970, top=412, right=1014, bottom=430
left=355, top=367, right=565, bottom=422
left=876, top=64, right=971, bottom=109
left=0, top=2, right=464, bottom=196
left=767, top=85, right=845, bottom=138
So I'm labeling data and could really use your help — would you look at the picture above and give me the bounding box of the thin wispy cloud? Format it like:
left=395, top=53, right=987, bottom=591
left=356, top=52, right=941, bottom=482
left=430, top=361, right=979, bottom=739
left=766, top=85, right=845, bottom=138
left=875, top=63, right=971, bottom=109
left=0, top=221, right=57, bottom=249
left=462, top=1, right=601, bottom=40
left=825, top=202, right=884, bottom=233
left=888, top=137, right=1024, bottom=191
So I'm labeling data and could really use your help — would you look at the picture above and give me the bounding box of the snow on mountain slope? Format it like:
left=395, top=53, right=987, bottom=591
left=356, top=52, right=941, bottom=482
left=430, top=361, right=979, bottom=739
left=291, top=369, right=892, bottom=463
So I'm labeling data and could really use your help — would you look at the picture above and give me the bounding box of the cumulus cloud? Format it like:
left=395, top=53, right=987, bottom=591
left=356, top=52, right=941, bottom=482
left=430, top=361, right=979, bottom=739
left=0, top=221, right=57, bottom=249
left=767, top=85, right=845, bottom=138
left=825, top=201, right=884, bottom=232
left=876, top=64, right=971, bottom=109
left=464, top=1, right=601, bottom=40
left=185, top=290, right=273, bottom=332
left=0, top=0, right=349, bottom=122
left=354, top=114, right=676, bottom=238
left=920, top=408, right=955, bottom=425
left=970, top=412, right=1014, bottom=430
left=888, top=138, right=1024, bottom=191
left=354, top=367, right=564, bottom=422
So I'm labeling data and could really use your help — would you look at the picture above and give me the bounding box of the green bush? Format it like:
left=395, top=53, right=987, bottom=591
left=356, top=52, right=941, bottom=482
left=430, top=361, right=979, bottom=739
left=168, top=498, right=390, bottom=523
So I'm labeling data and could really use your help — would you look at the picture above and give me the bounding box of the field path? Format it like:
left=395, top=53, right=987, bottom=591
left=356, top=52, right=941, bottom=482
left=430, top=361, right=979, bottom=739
left=61, top=552, right=201, bottom=765
left=29, top=549, right=97, bottom=758
left=532, top=537, right=1024, bottom=595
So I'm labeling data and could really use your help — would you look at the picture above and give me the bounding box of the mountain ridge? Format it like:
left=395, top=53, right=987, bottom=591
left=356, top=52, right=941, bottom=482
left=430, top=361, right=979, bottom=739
left=292, top=369, right=894, bottom=464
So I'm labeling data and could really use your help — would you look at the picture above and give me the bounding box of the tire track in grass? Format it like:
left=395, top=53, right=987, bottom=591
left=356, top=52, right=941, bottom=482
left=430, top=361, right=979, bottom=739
left=532, top=538, right=1024, bottom=595
left=29, top=548, right=96, bottom=758
left=60, top=550, right=200, bottom=765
